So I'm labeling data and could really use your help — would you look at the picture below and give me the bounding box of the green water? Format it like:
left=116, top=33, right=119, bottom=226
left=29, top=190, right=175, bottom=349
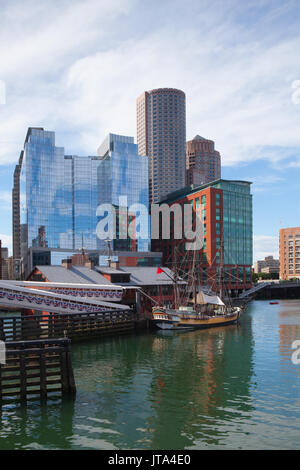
left=1, top=300, right=300, bottom=450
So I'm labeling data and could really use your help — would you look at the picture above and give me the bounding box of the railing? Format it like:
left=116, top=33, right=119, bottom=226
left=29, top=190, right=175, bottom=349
left=0, top=309, right=135, bottom=342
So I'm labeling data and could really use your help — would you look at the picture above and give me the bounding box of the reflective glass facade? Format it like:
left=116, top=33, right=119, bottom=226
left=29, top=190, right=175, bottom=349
left=97, top=133, right=150, bottom=251
left=20, top=129, right=103, bottom=252
left=20, top=129, right=149, bottom=259
left=211, top=181, right=253, bottom=266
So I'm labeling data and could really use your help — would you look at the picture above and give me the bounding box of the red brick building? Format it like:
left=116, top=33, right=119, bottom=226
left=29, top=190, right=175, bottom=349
left=152, top=179, right=253, bottom=295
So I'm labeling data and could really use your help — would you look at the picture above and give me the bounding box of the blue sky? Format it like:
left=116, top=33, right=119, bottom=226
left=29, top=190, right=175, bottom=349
left=0, top=0, right=300, bottom=261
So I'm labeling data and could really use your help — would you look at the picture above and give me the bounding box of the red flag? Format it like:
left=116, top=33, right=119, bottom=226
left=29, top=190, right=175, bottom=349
left=156, top=267, right=164, bottom=275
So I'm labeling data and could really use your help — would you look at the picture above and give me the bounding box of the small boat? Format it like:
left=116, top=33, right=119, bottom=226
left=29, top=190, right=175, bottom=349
left=269, top=301, right=279, bottom=305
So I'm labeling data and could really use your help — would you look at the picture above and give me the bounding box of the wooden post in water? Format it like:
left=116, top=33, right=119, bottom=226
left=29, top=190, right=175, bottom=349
left=0, top=338, right=76, bottom=404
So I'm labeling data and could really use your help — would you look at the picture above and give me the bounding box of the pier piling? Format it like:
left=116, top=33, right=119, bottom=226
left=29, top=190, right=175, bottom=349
left=0, top=338, right=76, bottom=404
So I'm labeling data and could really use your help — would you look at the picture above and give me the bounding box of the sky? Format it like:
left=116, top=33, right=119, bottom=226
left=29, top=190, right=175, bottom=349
left=0, top=0, right=300, bottom=261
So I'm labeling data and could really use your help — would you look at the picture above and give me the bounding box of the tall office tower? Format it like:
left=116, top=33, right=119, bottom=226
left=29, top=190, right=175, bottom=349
left=20, top=129, right=126, bottom=253
left=97, top=133, right=149, bottom=252
left=12, top=128, right=43, bottom=262
left=136, top=88, right=186, bottom=204
left=16, top=128, right=104, bottom=275
left=14, top=128, right=149, bottom=276
left=186, top=135, right=221, bottom=186
left=279, top=227, right=300, bottom=280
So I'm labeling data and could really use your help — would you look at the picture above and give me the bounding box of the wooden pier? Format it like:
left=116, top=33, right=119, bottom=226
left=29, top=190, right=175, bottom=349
left=0, top=309, right=135, bottom=342
left=0, top=308, right=135, bottom=404
left=0, top=338, right=76, bottom=403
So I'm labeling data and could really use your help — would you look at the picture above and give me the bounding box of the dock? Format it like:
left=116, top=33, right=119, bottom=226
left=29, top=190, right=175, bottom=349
left=0, top=309, right=135, bottom=343
left=0, top=338, right=76, bottom=403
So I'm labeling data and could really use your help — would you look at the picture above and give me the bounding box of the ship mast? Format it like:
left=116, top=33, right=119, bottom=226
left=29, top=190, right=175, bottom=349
left=191, top=244, right=197, bottom=308
left=219, top=232, right=224, bottom=301
left=173, top=245, right=180, bottom=309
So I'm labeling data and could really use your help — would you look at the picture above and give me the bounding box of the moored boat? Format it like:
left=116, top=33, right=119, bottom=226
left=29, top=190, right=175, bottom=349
left=152, top=296, right=241, bottom=330
left=151, top=235, right=242, bottom=331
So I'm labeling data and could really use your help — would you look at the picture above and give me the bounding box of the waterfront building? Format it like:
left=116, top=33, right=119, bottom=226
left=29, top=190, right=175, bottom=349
left=17, top=128, right=103, bottom=276
left=27, top=256, right=176, bottom=316
left=1, top=246, right=9, bottom=279
left=136, top=88, right=186, bottom=204
left=13, top=128, right=149, bottom=278
left=152, top=179, right=253, bottom=295
left=26, top=247, right=162, bottom=273
left=254, top=255, right=279, bottom=274
left=279, top=227, right=300, bottom=280
left=186, top=135, right=221, bottom=186
left=97, top=133, right=149, bottom=252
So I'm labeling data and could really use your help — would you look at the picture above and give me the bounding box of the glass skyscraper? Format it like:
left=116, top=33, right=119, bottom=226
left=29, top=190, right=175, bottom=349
left=17, top=128, right=149, bottom=275
left=97, top=133, right=150, bottom=252
left=20, top=129, right=103, bottom=252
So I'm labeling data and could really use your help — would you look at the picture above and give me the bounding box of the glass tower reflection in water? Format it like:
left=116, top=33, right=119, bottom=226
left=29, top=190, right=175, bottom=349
left=20, top=128, right=149, bottom=256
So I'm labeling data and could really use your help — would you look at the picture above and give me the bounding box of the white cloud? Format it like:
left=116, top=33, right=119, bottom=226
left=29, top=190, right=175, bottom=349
left=0, top=0, right=299, bottom=167
left=253, top=235, right=279, bottom=262
left=291, top=80, right=300, bottom=105
left=249, top=174, right=285, bottom=193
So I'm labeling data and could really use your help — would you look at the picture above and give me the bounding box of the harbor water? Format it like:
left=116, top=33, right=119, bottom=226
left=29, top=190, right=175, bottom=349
left=0, top=299, right=300, bottom=450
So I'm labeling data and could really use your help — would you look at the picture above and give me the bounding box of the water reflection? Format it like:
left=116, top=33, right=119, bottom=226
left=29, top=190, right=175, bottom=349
left=0, top=398, right=75, bottom=449
left=1, top=302, right=300, bottom=449
left=68, top=315, right=255, bottom=450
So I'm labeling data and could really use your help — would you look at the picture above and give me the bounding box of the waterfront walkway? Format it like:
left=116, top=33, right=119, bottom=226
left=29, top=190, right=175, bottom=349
left=239, top=280, right=300, bottom=299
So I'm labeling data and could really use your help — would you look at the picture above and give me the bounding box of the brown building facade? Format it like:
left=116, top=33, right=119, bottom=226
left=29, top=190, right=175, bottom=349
left=136, top=88, right=186, bottom=204
left=186, top=135, right=221, bottom=186
left=279, top=227, right=300, bottom=280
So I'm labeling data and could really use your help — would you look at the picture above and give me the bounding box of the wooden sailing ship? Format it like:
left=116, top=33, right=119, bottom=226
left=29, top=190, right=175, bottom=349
left=152, top=237, right=241, bottom=330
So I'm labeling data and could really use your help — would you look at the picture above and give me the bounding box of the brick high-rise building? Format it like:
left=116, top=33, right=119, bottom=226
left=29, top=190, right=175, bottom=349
left=152, top=179, right=253, bottom=295
left=279, top=227, right=300, bottom=280
left=186, top=135, right=221, bottom=186
left=136, top=88, right=186, bottom=204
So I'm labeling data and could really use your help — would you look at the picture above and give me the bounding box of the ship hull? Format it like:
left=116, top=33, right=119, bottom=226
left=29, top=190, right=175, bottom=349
left=152, top=312, right=240, bottom=330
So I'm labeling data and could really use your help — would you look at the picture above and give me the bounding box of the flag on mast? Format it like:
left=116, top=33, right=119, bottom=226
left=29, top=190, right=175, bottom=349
left=156, top=267, right=164, bottom=275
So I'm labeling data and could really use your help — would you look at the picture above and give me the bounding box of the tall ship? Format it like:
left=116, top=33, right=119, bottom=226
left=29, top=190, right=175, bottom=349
left=151, top=239, right=241, bottom=330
